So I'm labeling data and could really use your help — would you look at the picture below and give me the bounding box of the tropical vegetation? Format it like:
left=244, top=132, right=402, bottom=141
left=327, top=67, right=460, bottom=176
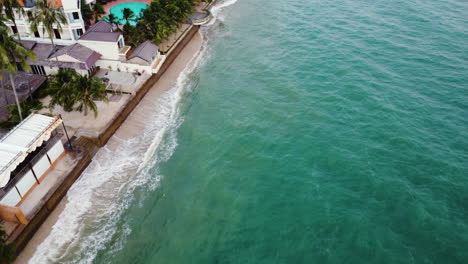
left=0, top=26, right=36, bottom=121
left=0, top=226, right=15, bottom=264
left=81, top=0, right=105, bottom=25
left=122, top=0, right=197, bottom=45
left=47, top=69, right=109, bottom=117
left=80, top=0, right=93, bottom=24
left=0, top=0, right=24, bottom=41
left=0, top=99, right=43, bottom=128
left=30, top=0, right=67, bottom=54
left=122, top=8, right=135, bottom=38
left=106, top=13, right=119, bottom=29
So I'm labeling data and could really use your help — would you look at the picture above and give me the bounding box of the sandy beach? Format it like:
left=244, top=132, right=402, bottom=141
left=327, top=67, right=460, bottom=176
left=14, top=31, right=203, bottom=264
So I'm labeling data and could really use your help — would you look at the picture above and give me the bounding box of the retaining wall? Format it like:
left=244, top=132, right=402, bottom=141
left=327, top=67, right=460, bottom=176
left=96, top=25, right=200, bottom=146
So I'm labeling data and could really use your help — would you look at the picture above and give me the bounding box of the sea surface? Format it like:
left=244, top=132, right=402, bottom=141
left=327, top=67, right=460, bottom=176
left=30, top=0, right=468, bottom=263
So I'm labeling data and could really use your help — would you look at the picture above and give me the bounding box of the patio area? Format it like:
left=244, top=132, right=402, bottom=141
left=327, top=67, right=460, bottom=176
left=94, top=69, right=151, bottom=94
left=38, top=93, right=132, bottom=139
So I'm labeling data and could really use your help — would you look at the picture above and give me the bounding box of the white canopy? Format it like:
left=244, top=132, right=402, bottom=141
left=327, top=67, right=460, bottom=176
left=0, top=114, right=62, bottom=188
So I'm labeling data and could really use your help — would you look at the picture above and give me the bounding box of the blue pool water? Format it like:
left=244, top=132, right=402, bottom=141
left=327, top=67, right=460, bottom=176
left=106, top=2, right=148, bottom=25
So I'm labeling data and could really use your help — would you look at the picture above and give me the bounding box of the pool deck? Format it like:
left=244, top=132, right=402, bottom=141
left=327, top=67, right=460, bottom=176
left=102, top=0, right=151, bottom=17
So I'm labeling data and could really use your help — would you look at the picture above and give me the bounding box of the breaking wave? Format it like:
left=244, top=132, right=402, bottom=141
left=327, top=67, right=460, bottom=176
left=28, top=1, right=237, bottom=263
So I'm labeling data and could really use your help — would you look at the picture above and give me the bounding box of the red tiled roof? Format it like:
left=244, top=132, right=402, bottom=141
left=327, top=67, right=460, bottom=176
left=16, top=0, right=63, bottom=8
left=48, top=0, right=62, bottom=7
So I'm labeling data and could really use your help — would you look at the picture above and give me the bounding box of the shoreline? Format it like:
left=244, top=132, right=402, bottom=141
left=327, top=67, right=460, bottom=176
left=13, top=31, right=204, bottom=264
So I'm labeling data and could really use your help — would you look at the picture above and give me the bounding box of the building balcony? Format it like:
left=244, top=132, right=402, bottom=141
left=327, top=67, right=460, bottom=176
left=118, top=45, right=131, bottom=61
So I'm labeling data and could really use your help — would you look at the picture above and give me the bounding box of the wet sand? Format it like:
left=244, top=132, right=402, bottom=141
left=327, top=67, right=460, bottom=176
left=14, top=32, right=203, bottom=264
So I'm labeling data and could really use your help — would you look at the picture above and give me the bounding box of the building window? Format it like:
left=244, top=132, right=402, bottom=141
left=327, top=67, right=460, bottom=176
left=54, top=29, right=61, bottom=39
left=34, top=30, right=40, bottom=38
left=77, top=28, right=83, bottom=36
left=31, top=65, right=46, bottom=76
left=27, top=11, right=33, bottom=20
left=72, top=12, right=79, bottom=20
left=11, top=26, right=18, bottom=34
left=87, top=65, right=96, bottom=76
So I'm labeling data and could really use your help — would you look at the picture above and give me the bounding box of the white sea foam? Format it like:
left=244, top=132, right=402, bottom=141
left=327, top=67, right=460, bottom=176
left=28, top=1, right=235, bottom=263
left=210, top=0, right=238, bottom=17
left=30, top=50, right=204, bottom=264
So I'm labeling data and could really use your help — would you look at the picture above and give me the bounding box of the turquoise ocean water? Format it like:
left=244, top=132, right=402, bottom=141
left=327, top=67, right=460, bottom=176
left=31, top=0, right=468, bottom=263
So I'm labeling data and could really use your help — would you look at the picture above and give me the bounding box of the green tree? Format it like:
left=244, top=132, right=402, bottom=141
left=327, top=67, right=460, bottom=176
left=47, top=69, right=79, bottom=112
left=74, top=74, right=108, bottom=117
left=30, top=0, right=67, bottom=59
left=122, top=8, right=135, bottom=38
left=122, top=7, right=135, bottom=25
left=93, top=3, right=105, bottom=20
left=1, top=99, right=43, bottom=127
left=0, top=226, right=15, bottom=264
left=0, top=27, right=36, bottom=121
left=80, top=0, right=93, bottom=25
left=136, top=0, right=196, bottom=45
left=107, top=13, right=119, bottom=29
left=47, top=69, right=108, bottom=117
left=0, top=0, right=24, bottom=41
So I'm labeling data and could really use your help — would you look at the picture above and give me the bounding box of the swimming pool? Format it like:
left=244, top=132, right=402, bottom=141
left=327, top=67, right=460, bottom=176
left=105, top=2, right=148, bottom=26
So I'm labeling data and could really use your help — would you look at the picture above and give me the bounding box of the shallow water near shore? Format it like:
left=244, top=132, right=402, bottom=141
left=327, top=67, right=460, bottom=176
left=30, top=0, right=467, bottom=263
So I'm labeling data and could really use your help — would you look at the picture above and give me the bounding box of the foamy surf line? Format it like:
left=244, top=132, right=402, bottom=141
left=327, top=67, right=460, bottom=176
left=28, top=41, right=205, bottom=264
left=26, top=1, right=237, bottom=263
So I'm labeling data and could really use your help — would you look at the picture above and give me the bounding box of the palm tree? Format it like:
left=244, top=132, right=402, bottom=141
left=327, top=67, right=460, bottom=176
left=122, top=8, right=135, bottom=25
left=80, top=0, right=93, bottom=25
left=30, top=0, right=67, bottom=60
left=107, top=13, right=119, bottom=29
left=93, top=3, right=105, bottom=20
left=0, top=0, right=24, bottom=41
left=0, top=27, right=36, bottom=121
left=47, top=69, right=108, bottom=117
left=74, top=74, right=108, bottom=117
left=47, top=69, right=78, bottom=112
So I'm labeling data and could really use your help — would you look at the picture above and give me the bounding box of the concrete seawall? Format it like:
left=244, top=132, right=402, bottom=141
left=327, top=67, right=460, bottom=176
left=96, top=25, right=200, bottom=147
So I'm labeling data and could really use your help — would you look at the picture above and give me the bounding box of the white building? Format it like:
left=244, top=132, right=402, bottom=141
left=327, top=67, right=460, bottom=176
left=4, top=0, right=163, bottom=75
left=5, top=0, right=94, bottom=44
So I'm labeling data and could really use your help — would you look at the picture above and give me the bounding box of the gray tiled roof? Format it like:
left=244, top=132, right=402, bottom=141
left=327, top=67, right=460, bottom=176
left=49, top=43, right=101, bottom=69
left=79, top=20, right=121, bottom=42
left=87, top=20, right=113, bottom=33
left=128, top=40, right=158, bottom=62
left=20, top=40, right=36, bottom=50
left=31, top=43, right=60, bottom=60
left=79, top=31, right=121, bottom=42
left=25, top=42, right=101, bottom=70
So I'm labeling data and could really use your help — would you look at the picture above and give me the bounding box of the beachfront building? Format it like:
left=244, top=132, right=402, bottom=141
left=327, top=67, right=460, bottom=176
left=77, top=21, right=162, bottom=74
left=5, top=0, right=92, bottom=43
left=3, top=1, right=163, bottom=76
left=22, top=40, right=102, bottom=76
left=0, top=114, right=65, bottom=224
